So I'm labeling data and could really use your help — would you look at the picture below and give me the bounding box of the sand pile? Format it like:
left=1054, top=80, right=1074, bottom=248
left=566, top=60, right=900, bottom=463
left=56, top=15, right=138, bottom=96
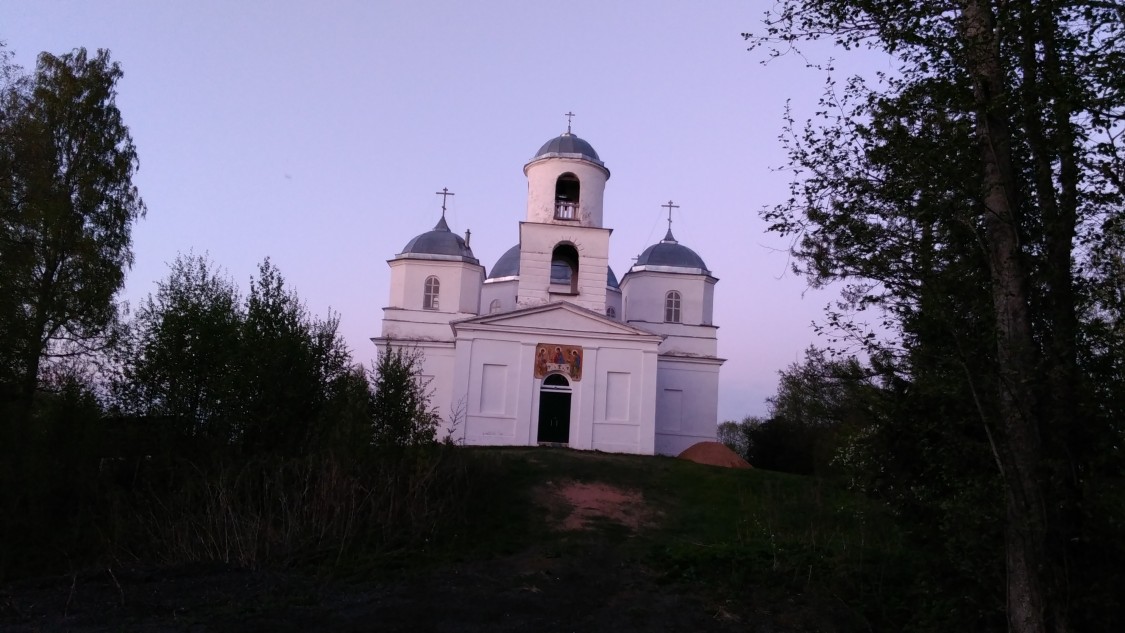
left=677, top=441, right=752, bottom=469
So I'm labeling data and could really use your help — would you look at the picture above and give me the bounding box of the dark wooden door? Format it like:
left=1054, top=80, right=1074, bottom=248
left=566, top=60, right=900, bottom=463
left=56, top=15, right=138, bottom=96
left=537, top=391, right=571, bottom=443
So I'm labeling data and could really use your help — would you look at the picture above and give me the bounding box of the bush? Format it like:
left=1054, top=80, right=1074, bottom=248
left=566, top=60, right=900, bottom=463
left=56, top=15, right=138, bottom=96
left=371, top=344, right=439, bottom=449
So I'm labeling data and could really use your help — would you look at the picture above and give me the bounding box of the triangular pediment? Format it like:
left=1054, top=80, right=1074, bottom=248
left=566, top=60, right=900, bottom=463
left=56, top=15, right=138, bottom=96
left=453, top=302, right=659, bottom=339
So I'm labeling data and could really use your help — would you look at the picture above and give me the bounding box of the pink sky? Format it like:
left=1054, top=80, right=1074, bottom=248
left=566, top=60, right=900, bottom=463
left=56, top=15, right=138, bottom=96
left=3, top=1, right=883, bottom=420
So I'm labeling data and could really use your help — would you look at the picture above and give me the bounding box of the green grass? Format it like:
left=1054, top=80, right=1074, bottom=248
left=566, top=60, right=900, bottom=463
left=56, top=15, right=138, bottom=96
left=444, top=447, right=919, bottom=628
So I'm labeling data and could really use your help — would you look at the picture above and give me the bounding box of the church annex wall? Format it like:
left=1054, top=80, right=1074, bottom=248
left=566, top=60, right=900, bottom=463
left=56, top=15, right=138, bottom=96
left=654, top=355, right=722, bottom=456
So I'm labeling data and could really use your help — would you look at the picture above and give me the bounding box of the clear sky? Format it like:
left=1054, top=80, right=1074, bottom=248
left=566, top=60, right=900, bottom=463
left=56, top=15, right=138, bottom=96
left=2, top=1, right=880, bottom=420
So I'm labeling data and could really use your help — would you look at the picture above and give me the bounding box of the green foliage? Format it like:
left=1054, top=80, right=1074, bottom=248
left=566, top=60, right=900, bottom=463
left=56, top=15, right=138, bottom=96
left=745, top=3, right=1125, bottom=629
left=239, top=258, right=354, bottom=456
left=370, top=344, right=439, bottom=449
left=716, top=418, right=751, bottom=457
left=115, top=253, right=243, bottom=439
left=114, top=254, right=364, bottom=457
left=729, top=349, right=883, bottom=476
left=0, top=47, right=145, bottom=402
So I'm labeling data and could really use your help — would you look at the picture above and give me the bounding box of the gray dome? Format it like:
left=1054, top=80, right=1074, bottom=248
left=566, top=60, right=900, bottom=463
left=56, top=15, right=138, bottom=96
left=487, top=243, right=619, bottom=288
left=488, top=244, right=521, bottom=279
left=399, top=216, right=478, bottom=263
left=632, top=229, right=709, bottom=274
left=533, top=133, right=601, bottom=162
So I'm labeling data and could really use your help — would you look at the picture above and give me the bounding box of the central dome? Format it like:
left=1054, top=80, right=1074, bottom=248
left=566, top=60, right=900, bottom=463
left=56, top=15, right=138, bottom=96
left=532, top=132, right=601, bottom=163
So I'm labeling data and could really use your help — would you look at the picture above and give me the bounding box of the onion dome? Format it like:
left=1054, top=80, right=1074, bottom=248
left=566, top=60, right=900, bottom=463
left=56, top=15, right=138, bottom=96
left=631, top=228, right=710, bottom=275
left=486, top=243, right=619, bottom=289
left=397, top=215, right=478, bottom=264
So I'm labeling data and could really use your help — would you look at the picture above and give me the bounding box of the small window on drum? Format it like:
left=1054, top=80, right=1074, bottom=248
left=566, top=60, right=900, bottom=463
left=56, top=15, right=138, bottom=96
left=423, top=276, right=440, bottom=310
left=489, top=299, right=502, bottom=314
left=664, top=290, right=681, bottom=323
left=606, top=306, right=616, bottom=319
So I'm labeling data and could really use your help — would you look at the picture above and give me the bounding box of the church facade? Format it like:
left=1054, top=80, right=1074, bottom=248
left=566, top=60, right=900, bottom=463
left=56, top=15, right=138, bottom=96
left=373, top=127, right=723, bottom=455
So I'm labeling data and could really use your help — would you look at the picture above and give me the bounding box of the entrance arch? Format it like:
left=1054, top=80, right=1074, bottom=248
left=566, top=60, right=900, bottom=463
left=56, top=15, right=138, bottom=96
left=537, top=373, right=572, bottom=444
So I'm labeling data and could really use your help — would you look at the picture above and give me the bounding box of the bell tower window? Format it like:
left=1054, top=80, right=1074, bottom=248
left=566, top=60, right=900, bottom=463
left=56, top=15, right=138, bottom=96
left=423, top=275, right=440, bottom=310
left=664, top=290, right=681, bottom=323
left=550, top=243, right=579, bottom=294
left=554, top=173, right=580, bottom=220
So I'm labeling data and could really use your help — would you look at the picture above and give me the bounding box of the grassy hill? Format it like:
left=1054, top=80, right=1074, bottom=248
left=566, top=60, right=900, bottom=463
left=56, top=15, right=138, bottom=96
left=2, top=447, right=930, bottom=632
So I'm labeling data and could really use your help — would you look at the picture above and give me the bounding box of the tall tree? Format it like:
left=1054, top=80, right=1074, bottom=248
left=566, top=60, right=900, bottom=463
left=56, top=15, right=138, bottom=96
left=115, top=255, right=358, bottom=455
left=746, top=2, right=1124, bottom=631
left=114, top=253, right=243, bottom=440
left=239, top=258, right=353, bottom=455
left=0, top=47, right=145, bottom=403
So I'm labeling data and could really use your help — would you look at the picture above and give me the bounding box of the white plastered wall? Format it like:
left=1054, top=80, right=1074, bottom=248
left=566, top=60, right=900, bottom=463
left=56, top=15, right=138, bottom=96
left=620, top=271, right=718, bottom=356
left=605, top=287, right=622, bottom=320
left=450, top=309, right=661, bottom=454
left=524, top=157, right=608, bottom=227
left=654, top=355, right=723, bottom=456
left=383, top=258, right=483, bottom=340
left=387, top=258, right=483, bottom=314
left=516, top=222, right=611, bottom=312
left=480, top=278, right=518, bottom=314
left=620, top=271, right=714, bottom=326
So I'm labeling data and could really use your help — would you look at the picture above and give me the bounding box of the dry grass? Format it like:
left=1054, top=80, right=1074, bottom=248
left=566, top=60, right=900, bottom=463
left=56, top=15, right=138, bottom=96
left=132, top=449, right=472, bottom=569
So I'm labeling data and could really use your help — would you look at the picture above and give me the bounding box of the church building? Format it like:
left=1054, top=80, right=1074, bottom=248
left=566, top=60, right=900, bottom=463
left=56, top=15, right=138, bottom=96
left=373, top=123, right=723, bottom=455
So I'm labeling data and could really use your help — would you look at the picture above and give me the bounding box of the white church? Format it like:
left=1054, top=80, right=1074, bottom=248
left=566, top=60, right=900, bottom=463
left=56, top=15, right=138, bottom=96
left=373, top=124, right=723, bottom=456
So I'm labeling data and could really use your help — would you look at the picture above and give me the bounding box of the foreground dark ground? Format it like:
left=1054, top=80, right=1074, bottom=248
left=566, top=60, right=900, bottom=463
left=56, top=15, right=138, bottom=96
left=1, top=543, right=801, bottom=632
left=0, top=448, right=901, bottom=632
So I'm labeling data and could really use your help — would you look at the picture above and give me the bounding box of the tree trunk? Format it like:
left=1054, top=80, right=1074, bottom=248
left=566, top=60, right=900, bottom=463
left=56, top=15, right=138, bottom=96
left=959, top=2, right=1052, bottom=632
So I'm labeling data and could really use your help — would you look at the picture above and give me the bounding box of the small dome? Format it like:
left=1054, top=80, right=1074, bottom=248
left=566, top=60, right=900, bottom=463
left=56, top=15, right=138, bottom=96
left=533, top=132, right=601, bottom=163
left=487, top=243, right=620, bottom=289
left=488, top=244, right=521, bottom=279
left=632, top=229, right=709, bottom=274
left=399, top=216, right=478, bottom=263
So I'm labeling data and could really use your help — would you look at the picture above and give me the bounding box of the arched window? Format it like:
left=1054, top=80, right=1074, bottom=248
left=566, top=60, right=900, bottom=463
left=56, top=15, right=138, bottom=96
left=554, top=173, right=580, bottom=220
left=664, top=290, right=681, bottom=323
left=489, top=299, right=502, bottom=314
left=606, top=306, right=617, bottom=319
left=543, top=373, right=570, bottom=388
left=550, top=243, right=579, bottom=294
left=423, top=276, right=440, bottom=310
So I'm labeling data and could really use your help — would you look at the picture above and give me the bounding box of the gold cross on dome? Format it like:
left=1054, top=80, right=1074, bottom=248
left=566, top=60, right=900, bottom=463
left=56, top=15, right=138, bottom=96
left=564, top=111, right=575, bottom=134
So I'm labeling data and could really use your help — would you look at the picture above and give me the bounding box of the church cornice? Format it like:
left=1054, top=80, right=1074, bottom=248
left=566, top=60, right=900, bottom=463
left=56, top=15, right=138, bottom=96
left=657, top=352, right=727, bottom=366
left=451, top=301, right=663, bottom=342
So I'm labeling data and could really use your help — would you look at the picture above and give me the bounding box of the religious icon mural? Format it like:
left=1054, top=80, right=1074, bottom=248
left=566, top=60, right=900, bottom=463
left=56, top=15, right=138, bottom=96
left=534, top=343, right=583, bottom=381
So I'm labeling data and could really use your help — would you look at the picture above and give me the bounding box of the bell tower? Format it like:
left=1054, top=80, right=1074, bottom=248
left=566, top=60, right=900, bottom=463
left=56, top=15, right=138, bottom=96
left=517, top=115, right=613, bottom=312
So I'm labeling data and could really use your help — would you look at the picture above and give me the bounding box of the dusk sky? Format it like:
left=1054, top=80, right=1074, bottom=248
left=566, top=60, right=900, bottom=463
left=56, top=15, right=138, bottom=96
left=3, top=1, right=886, bottom=420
